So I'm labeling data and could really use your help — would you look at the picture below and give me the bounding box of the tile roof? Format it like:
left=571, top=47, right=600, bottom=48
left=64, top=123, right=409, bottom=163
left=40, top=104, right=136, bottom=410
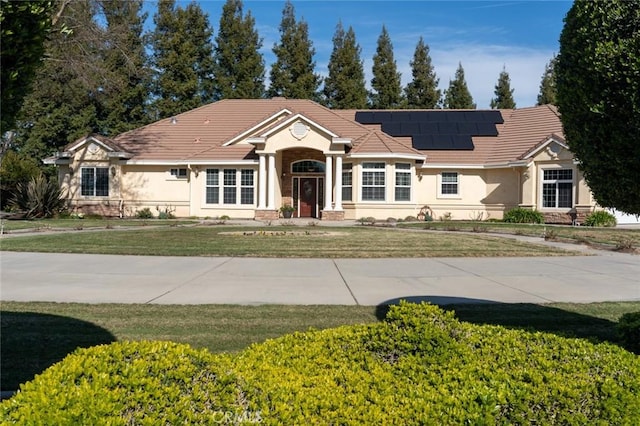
left=82, top=99, right=564, bottom=166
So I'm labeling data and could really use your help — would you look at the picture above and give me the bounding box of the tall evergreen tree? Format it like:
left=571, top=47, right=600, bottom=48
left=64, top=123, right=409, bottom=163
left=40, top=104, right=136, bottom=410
left=213, top=0, right=265, bottom=100
left=268, top=0, right=321, bottom=100
left=490, top=66, right=516, bottom=109
left=151, top=0, right=215, bottom=118
left=14, top=0, right=103, bottom=161
left=323, top=21, right=367, bottom=109
left=99, top=0, right=151, bottom=134
left=370, top=25, right=403, bottom=109
left=443, top=63, right=476, bottom=109
left=404, top=36, right=441, bottom=109
left=537, top=55, right=557, bottom=105
left=0, top=0, right=57, bottom=136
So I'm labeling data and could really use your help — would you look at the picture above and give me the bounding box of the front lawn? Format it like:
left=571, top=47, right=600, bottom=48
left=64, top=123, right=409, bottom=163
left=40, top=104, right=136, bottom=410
left=0, top=225, right=576, bottom=257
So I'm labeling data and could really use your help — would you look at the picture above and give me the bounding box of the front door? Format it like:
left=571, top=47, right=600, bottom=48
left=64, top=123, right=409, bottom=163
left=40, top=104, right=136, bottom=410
left=295, top=177, right=323, bottom=218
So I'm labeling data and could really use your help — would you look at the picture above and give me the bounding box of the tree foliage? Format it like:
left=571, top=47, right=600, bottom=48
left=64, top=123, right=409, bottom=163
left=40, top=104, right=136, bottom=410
left=323, top=21, right=367, bottom=109
left=405, top=37, right=441, bottom=109
left=213, top=0, right=265, bottom=100
left=13, top=0, right=103, bottom=161
left=99, top=0, right=150, bottom=133
left=443, top=63, right=475, bottom=109
left=556, top=0, right=640, bottom=214
left=268, top=1, right=321, bottom=100
left=537, top=55, right=557, bottom=106
left=0, top=0, right=57, bottom=135
left=490, top=66, right=516, bottom=109
left=151, top=0, right=215, bottom=118
left=370, top=25, right=403, bottom=109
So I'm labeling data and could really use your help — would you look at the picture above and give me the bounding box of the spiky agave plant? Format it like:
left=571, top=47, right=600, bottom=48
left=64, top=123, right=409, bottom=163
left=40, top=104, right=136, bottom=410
left=9, top=174, right=67, bottom=218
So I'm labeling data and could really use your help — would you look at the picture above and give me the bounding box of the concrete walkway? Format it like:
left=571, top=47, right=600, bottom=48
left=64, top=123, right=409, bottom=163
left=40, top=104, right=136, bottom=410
left=2, top=246, right=638, bottom=305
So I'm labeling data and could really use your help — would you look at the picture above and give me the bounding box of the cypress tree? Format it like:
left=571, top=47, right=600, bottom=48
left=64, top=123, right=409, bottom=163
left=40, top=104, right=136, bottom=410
left=213, top=0, right=265, bottom=100
left=323, top=21, right=367, bottom=109
left=537, top=55, right=557, bottom=105
left=443, top=62, right=476, bottom=109
left=99, top=0, right=151, bottom=134
left=490, top=66, right=516, bottom=109
left=150, top=0, right=215, bottom=118
left=14, top=0, right=102, bottom=161
left=370, top=25, right=403, bottom=109
left=405, top=37, right=441, bottom=109
left=268, top=0, right=321, bottom=100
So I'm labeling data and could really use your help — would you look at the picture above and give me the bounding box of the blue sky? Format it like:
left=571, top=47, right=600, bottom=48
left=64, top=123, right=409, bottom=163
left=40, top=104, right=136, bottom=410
left=144, top=1, right=573, bottom=108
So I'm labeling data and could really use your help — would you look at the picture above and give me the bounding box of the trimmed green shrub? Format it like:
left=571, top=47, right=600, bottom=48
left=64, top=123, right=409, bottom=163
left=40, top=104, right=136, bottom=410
left=617, top=311, right=640, bottom=354
left=3, top=303, right=639, bottom=424
left=503, top=207, right=544, bottom=224
left=584, top=210, right=617, bottom=227
left=135, top=208, right=153, bottom=219
left=0, top=341, right=246, bottom=424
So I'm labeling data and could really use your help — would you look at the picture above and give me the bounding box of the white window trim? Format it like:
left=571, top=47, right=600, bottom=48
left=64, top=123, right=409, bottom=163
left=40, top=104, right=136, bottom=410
left=394, top=163, right=412, bottom=203
left=80, top=166, right=110, bottom=198
left=437, top=171, right=461, bottom=199
left=203, top=168, right=256, bottom=208
left=360, top=162, right=387, bottom=202
left=342, top=163, right=353, bottom=203
left=168, top=168, right=188, bottom=180
left=539, top=167, right=574, bottom=210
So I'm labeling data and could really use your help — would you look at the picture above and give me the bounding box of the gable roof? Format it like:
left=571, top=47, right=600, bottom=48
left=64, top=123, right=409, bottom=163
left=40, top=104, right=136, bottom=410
left=59, top=100, right=565, bottom=167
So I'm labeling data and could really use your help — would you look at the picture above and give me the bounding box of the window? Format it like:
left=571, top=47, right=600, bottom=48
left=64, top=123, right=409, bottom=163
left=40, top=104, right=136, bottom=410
left=240, top=169, right=254, bottom=205
left=292, top=160, right=325, bottom=173
left=81, top=167, right=109, bottom=196
left=170, top=168, right=187, bottom=178
left=542, top=169, right=573, bottom=208
left=362, top=162, right=386, bottom=201
left=440, top=172, right=459, bottom=196
left=205, top=168, right=255, bottom=205
left=342, top=163, right=352, bottom=202
left=395, top=163, right=411, bottom=201
left=223, top=169, right=236, bottom=204
left=205, top=169, right=219, bottom=204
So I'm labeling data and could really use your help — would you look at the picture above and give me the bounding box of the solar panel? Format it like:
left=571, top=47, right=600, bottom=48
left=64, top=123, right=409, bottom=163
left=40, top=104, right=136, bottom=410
left=353, top=109, right=502, bottom=151
left=354, top=111, right=375, bottom=124
left=476, top=122, right=499, bottom=136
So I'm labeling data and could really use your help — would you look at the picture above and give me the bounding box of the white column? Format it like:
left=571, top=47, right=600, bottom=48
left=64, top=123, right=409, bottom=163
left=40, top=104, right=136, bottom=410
left=267, top=154, right=276, bottom=209
left=258, top=154, right=266, bottom=209
left=324, top=155, right=333, bottom=211
left=334, top=155, right=343, bottom=211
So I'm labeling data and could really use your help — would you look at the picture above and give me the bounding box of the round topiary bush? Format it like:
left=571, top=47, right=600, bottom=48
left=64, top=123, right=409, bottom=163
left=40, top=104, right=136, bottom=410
left=583, top=210, right=617, bottom=227
left=503, top=207, right=545, bottom=223
left=3, top=304, right=639, bottom=424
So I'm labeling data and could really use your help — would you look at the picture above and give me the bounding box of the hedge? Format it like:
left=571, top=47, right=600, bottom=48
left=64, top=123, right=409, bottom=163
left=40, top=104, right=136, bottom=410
left=2, top=303, right=639, bottom=425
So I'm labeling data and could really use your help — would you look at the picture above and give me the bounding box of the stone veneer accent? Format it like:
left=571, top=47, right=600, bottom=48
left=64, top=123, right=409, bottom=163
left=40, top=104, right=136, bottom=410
left=543, top=209, right=590, bottom=225
left=255, top=210, right=279, bottom=220
left=321, top=210, right=345, bottom=221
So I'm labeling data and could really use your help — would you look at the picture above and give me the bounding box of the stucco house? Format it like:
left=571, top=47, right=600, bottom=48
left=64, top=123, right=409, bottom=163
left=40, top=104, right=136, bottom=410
left=45, top=98, right=596, bottom=223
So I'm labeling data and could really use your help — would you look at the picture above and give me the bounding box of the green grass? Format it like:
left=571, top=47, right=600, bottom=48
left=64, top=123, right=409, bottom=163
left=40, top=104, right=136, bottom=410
left=2, top=301, right=638, bottom=391
left=399, top=220, right=640, bottom=248
left=0, top=225, right=576, bottom=257
left=0, top=218, right=197, bottom=231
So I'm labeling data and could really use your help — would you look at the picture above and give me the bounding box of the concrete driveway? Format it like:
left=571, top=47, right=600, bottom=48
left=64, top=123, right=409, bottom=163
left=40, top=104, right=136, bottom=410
left=1, top=250, right=638, bottom=305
